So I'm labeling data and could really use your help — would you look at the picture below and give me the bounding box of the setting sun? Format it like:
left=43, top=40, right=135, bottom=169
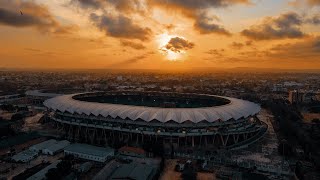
left=157, top=33, right=195, bottom=61
left=157, top=33, right=182, bottom=61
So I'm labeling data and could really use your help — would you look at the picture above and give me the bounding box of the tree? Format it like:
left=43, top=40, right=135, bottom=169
left=311, top=119, right=320, bottom=124
left=46, top=168, right=61, bottom=180
left=181, top=163, right=197, bottom=180
left=11, top=113, right=24, bottom=121
left=278, top=140, right=294, bottom=157
left=0, top=104, right=15, bottom=112
left=17, top=106, right=28, bottom=112
left=56, top=160, right=72, bottom=175
left=151, top=141, right=164, bottom=157
left=160, top=157, right=165, bottom=172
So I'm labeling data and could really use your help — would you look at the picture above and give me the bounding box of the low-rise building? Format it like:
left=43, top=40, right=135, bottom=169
left=110, top=162, right=156, bottom=180
left=64, top=143, right=114, bottom=163
left=11, top=149, right=38, bottom=163
left=42, top=140, right=70, bottom=155
left=29, top=139, right=57, bottom=153
left=77, top=162, right=93, bottom=173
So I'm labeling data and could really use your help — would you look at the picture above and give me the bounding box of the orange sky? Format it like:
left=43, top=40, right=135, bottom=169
left=0, top=0, right=319, bottom=70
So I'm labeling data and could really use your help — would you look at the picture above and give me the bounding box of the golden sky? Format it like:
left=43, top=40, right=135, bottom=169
left=0, top=0, right=319, bottom=70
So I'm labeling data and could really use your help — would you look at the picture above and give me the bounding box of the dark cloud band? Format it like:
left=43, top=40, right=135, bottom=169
left=241, top=12, right=305, bottom=40
left=164, top=37, right=195, bottom=53
left=0, top=1, right=76, bottom=34
left=90, top=13, right=152, bottom=41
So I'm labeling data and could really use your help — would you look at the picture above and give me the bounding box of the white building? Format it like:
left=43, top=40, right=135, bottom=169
left=64, top=143, right=114, bottom=163
left=11, top=149, right=38, bottom=163
left=42, top=140, right=70, bottom=155
left=29, top=139, right=57, bottom=153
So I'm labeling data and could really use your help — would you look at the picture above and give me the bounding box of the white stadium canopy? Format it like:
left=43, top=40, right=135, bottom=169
left=44, top=94, right=260, bottom=124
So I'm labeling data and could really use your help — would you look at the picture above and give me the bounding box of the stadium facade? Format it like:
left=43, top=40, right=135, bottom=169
left=44, top=91, right=267, bottom=150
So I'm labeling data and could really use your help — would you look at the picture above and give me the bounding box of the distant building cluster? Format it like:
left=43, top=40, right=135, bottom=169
left=288, top=90, right=319, bottom=104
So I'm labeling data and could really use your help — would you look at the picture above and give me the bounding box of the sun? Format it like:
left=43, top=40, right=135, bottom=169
left=157, top=33, right=183, bottom=61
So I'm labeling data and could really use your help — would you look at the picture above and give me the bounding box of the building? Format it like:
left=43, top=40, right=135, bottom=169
left=93, top=160, right=121, bottom=180
left=77, top=162, right=93, bottom=173
left=288, top=90, right=316, bottom=104
left=29, top=139, right=57, bottom=153
left=110, top=162, right=156, bottom=180
left=289, top=90, right=304, bottom=104
left=44, top=91, right=267, bottom=151
left=64, top=143, right=114, bottom=162
left=27, top=160, right=61, bottom=180
left=11, top=149, right=38, bottom=163
left=42, top=140, right=70, bottom=155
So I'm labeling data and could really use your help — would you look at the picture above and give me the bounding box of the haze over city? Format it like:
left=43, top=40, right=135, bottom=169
left=0, top=0, right=320, bottom=70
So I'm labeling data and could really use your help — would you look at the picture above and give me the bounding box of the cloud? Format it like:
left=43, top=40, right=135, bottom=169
left=23, top=48, right=70, bottom=56
left=306, top=13, right=320, bottom=25
left=110, top=54, right=148, bottom=68
left=239, top=36, right=320, bottom=60
left=165, top=24, right=176, bottom=31
left=120, top=40, right=146, bottom=50
left=120, top=55, right=147, bottom=64
left=289, top=0, right=320, bottom=6
left=75, top=0, right=246, bottom=36
left=150, top=0, right=249, bottom=35
left=73, top=0, right=147, bottom=14
left=164, top=37, right=195, bottom=53
left=230, top=41, right=253, bottom=49
left=241, top=12, right=305, bottom=40
left=205, top=49, right=224, bottom=56
left=308, top=0, right=320, bottom=5
left=150, top=0, right=251, bottom=10
left=230, top=42, right=245, bottom=49
left=194, top=13, right=231, bottom=35
left=72, top=0, right=105, bottom=9
left=0, top=1, right=76, bottom=34
left=108, top=0, right=147, bottom=14
left=268, top=36, right=320, bottom=59
left=0, top=8, right=43, bottom=27
left=90, top=13, right=152, bottom=40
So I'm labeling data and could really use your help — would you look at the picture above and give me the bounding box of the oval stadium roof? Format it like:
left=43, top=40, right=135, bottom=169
left=44, top=93, right=261, bottom=124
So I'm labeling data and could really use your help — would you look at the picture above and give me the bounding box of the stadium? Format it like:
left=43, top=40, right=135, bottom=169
left=44, top=91, right=267, bottom=151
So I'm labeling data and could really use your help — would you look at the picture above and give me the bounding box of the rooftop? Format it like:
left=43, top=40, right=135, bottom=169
left=64, top=143, right=114, bottom=157
left=44, top=92, right=261, bottom=124
left=43, top=140, right=70, bottom=152
left=29, top=139, right=57, bottom=151
left=110, top=162, right=154, bottom=180
left=11, top=149, right=38, bottom=162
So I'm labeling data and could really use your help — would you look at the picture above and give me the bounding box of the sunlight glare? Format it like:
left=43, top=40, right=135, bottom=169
left=157, top=33, right=183, bottom=61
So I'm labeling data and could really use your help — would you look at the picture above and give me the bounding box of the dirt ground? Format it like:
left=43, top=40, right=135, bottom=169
left=159, top=159, right=215, bottom=180
left=0, top=137, right=47, bottom=156
left=1, top=152, right=64, bottom=179
left=303, top=112, right=320, bottom=122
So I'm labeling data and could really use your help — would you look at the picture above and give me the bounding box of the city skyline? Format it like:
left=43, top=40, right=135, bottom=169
left=0, top=0, right=320, bottom=70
